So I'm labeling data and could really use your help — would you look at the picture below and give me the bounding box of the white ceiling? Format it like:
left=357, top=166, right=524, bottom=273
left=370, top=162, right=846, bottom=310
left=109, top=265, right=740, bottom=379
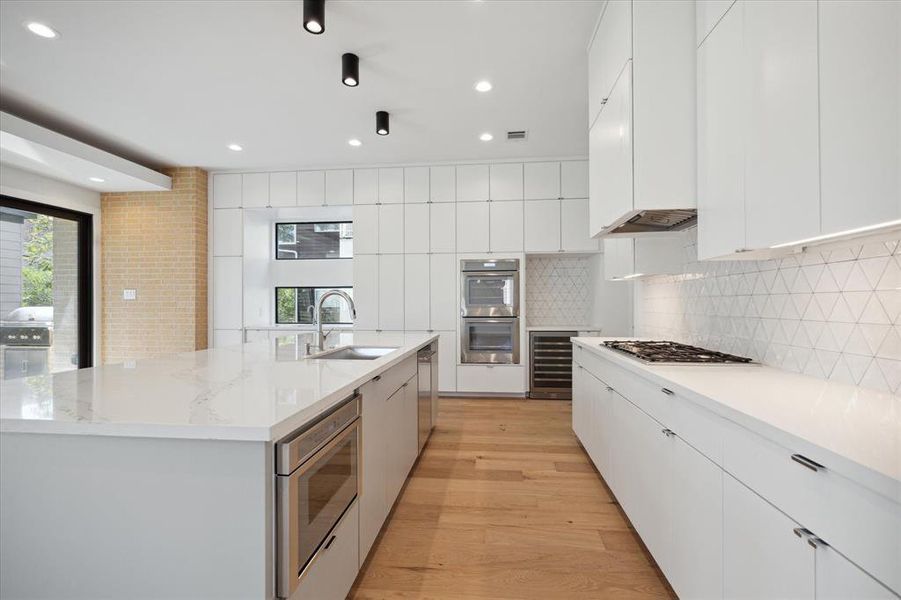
left=0, top=1, right=602, bottom=172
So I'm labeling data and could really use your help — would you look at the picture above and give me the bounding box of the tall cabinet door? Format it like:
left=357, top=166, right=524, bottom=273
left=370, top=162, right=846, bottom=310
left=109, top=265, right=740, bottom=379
left=743, top=0, right=819, bottom=249
left=723, top=474, right=814, bottom=600
left=378, top=255, right=404, bottom=330
left=561, top=198, right=599, bottom=252
left=697, top=2, right=746, bottom=260
left=590, top=63, right=633, bottom=236
left=456, top=202, right=490, bottom=253
left=524, top=200, right=561, bottom=252
left=353, top=205, right=379, bottom=255
left=353, top=255, right=379, bottom=330
left=819, top=0, right=900, bottom=235
left=489, top=200, right=524, bottom=252
left=404, top=255, right=430, bottom=331
left=429, top=254, right=457, bottom=331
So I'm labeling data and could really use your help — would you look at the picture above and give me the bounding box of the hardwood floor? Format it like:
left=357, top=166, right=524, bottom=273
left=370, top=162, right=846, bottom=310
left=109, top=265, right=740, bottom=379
left=349, top=397, right=676, bottom=600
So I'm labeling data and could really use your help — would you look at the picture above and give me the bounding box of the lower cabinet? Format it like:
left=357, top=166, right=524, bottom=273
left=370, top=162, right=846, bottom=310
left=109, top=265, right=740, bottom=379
left=457, top=365, right=526, bottom=394
left=292, top=502, right=359, bottom=600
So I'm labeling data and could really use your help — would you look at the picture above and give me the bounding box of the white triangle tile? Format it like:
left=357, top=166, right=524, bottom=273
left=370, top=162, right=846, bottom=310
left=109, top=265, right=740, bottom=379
left=859, top=360, right=890, bottom=392
left=843, top=353, right=873, bottom=384
left=858, top=256, right=890, bottom=288
left=876, top=358, right=901, bottom=393
left=814, top=293, right=840, bottom=319
left=887, top=241, right=899, bottom=255
left=791, top=294, right=812, bottom=318
left=814, top=268, right=840, bottom=293
left=859, top=241, right=893, bottom=259
left=799, top=250, right=826, bottom=266
left=878, top=328, right=901, bottom=361
left=825, top=246, right=858, bottom=263
left=829, top=356, right=856, bottom=385
left=859, top=294, right=891, bottom=325
left=843, top=325, right=870, bottom=355
left=876, top=290, right=901, bottom=324
left=803, top=355, right=826, bottom=378
left=816, top=349, right=841, bottom=376
left=814, top=326, right=841, bottom=351
left=792, top=323, right=812, bottom=348
left=826, top=261, right=852, bottom=289
left=843, top=291, right=871, bottom=321
left=829, top=296, right=856, bottom=323
left=842, top=262, right=871, bottom=292
left=829, top=321, right=854, bottom=350
left=792, top=346, right=813, bottom=372
left=802, top=321, right=825, bottom=346
left=858, top=323, right=891, bottom=354
left=877, top=256, right=901, bottom=291
left=801, top=264, right=825, bottom=289
left=781, top=298, right=800, bottom=320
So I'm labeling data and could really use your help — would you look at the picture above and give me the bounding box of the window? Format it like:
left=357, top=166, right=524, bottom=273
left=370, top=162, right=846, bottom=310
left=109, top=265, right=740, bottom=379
left=275, top=222, right=353, bottom=260
left=276, top=287, right=354, bottom=324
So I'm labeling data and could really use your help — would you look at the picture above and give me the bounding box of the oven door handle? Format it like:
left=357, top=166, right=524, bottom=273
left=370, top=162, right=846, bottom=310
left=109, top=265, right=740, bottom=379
left=277, top=417, right=359, bottom=599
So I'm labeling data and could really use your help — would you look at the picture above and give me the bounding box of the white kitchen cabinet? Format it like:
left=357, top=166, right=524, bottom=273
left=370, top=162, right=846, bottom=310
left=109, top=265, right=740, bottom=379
left=743, top=0, right=819, bottom=249
left=590, top=63, right=633, bottom=235
left=212, top=257, right=242, bottom=329
left=353, top=205, right=379, bottom=255
left=429, top=202, right=456, bottom=253
left=352, top=255, right=379, bottom=330
left=268, top=172, right=297, bottom=207
left=325, top=170, right=354, bottom=206
left=816, top=544, right=895, bottom=600
left=429, top=166, right=456, bottom=203
left=404, top=167, right=429, bottom=203
left=588, top=0, right=632, bottom=125
left=524, top=162, right=560, bottom=200
left=401, top=376, right=419, bottom=472
left=819, top=1, right=900, bottom=236
left=378, top=255, right=404, bottom=330
left=378, top=168, right=404, bottom=204
left=697, top=0, right=736, bottom=45
left=212, top=329, right=242, bottom=348
left=489, top=163, right=523, bottom=201
left=403, top=203, right=429, bottom=254
left=353, top=169, right=379, bottom=205
left=604, top=238, right=633, bottom=280
left=429, top=254, right=457, bottom=331
left=572, top=364, right=587, bottom=444
left=560, top=160, right=589, bottom=199
left=489, top=200, right=524, bottom=252
left=723, top=474, right=814, bottom=600
left=212, top=209, right=242, bottom=256
left=457, top=365, right=525, bottom=394
left=378, top=205, right=404, bottom=254
left=604, top=236, right=683, bottom=280
left=298, top=171, right=325, bottom=206
left=213, top=173, right=242, bottom=208
left=436, top=331, right=457, bottom=392
left=241, top=173, right=269, bottom=208
left=697, top=2, right=746, bottom=260
left=294, top=501, right=359, bottom=600
left=524, top=200, right=561, bottom=252
left=456, top=201, right=489, bottom=253
left=456, top=165, right=489, bottom=202
left=403, top=254, right=429, bottom=331
left=561, top=198, right=599, bottom=252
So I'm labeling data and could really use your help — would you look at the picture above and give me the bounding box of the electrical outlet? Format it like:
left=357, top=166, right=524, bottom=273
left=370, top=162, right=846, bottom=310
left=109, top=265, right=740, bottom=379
left=123, top=289, right=137, bottom=301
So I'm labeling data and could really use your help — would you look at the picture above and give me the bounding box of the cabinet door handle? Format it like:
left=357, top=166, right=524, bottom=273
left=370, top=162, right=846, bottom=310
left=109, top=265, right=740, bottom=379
left=323, top=535, right=337, bottom=550
left=791, top=454, right=825, bottom=472
left=793, top=527, right=809, bottom=539
left=661, top=388, right=674, bottom=396
left=661, top=428, right=675, bottom=437
left=606, top=386, right=614, bottom=392
left=372, top=375, right=382, bottom=382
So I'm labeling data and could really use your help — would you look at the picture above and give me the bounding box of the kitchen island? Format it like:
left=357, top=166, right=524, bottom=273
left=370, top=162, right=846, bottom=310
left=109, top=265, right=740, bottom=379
left=0, top=331, right=437, bottom=600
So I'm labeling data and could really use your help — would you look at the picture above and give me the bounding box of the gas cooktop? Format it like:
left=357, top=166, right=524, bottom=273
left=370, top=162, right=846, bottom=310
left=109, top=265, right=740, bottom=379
left=602, top=340, right=754, bottom=364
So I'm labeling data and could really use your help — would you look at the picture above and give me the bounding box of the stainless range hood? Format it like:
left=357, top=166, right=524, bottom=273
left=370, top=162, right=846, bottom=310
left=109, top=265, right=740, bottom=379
left=601, top=208, right=697, bottom=236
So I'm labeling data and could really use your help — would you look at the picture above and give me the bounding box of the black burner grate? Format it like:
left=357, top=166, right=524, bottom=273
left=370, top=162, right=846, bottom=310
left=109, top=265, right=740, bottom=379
left=603, top=340, right=753, bottom=364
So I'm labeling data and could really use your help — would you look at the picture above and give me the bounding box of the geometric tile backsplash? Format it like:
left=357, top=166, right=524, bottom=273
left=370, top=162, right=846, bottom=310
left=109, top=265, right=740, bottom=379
left=635, top=229, right=901, bottom=394
left=526, top=255, right=593, bottom=327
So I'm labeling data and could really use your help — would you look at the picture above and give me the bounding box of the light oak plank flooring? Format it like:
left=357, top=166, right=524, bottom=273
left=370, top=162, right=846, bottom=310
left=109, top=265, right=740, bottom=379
left=349, top=397, right=676, bottom=600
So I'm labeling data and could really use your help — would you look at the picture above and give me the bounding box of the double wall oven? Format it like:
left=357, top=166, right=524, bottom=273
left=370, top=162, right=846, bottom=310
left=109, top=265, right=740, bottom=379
left=276, top=393, right=360, bottom=599
left=460, top=259, right=520, bottom=364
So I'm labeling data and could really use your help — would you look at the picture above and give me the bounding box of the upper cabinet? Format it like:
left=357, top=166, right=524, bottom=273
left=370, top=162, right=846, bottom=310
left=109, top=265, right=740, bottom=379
left=561, top=160, right=589, bottom=199
left=241, top=173, right=270, bottom=208
left=298, top=171, right=325, bottom=206
left=588, top=0, right=697, bottom=237
left=456, top=165, right=489, bottom=202
left=818, top=0, right=900, bottom=235
left=353, top=169, right=379, bottom=205
left=325, top=170, right=354, bottom=206
left=524, top=162, right=560, bottom=200
left=378, top=168, right=404, bottom=204
left=213, top=173, right=242, bottom=208
left=696, top=0, right=736, bottom=45
left=429, top=166, right=456, bottom=203
left=588, top=0, right=632, bottom=126
left=403, top=167, right=429, bottom=204
left=489, top=163, right=523, bottom=201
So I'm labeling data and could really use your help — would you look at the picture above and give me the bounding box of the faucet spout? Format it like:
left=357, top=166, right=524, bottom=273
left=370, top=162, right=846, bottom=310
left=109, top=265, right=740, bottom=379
left=316, top=289, right=356, bottom=350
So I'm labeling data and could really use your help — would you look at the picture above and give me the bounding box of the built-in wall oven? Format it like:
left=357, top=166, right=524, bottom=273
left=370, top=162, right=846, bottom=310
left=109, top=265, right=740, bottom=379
left=276, top=393, right=360, bottom=599
left=460, top=259, right=520, bottom=364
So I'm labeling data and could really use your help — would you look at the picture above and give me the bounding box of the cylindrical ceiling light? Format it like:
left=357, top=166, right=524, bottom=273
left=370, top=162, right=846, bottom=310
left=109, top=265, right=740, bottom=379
left=376, top=111, right=389, bottom=136
left=303, top=0, right=325, bottom=34
left=342, top=53, right=359, bottom=87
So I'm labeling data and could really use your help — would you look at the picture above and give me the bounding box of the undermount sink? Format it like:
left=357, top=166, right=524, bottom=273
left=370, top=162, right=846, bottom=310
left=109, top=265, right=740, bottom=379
left=310, top=346, right=398, bottom=360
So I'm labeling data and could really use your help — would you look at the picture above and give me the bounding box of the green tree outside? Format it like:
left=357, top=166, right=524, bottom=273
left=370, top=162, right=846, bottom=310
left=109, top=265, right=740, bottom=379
left=21, top=214, right=53, bottom=307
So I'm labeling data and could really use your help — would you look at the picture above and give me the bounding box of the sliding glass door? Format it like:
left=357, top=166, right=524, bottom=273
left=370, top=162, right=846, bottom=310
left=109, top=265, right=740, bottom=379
left=0, top=196, right=93, bottom=380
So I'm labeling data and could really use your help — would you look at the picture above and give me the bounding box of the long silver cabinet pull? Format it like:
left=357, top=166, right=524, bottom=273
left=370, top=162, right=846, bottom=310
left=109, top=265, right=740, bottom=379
left=791, top=454, right=826, bottom=472
left=661, top=428, right=675, bottom=438
left=661, top=388, right=674, bottom=396
left=793, top=527, right=810, bottom=539
left=606, top=386, right=614, bottom=392
left=323, top=535, right=337, bottom=550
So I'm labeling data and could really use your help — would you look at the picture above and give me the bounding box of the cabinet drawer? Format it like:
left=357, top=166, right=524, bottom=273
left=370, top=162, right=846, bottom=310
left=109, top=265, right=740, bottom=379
left=457, top=365, right=525, bottom=394
left=723, top=421, right=900, bottom=594
left=366, top=355, right=417, bottom=403
left=292, top=501, right=359, bottom=600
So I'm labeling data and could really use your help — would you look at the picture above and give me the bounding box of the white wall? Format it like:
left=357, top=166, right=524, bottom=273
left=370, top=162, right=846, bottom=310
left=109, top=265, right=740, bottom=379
left=0, top=164, right=102, bottom=366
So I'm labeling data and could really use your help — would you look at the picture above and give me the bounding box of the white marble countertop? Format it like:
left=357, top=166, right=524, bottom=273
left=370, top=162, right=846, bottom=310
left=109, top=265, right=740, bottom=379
left=526, top=325, right=602, bottom=332
left=0, top=331, right=437, bottom=442
left=573, top=337, right=901, bottom=490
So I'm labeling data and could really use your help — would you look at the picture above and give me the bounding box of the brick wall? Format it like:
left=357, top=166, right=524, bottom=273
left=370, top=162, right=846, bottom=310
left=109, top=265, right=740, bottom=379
left=101, top=167, right=208, bottom=364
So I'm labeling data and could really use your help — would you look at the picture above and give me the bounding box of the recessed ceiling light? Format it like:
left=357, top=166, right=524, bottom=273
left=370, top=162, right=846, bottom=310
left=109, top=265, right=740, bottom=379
left=348, top=139, right=362, bottom=147
left=474, top=80, right=492, bottom=93
left=25, top=22, right=58, bottom=39
left=88, top=177, right=105, bottom=183
left=479, top=132, right=493, bottom=142
left=227, top=143, right=243, bottom=152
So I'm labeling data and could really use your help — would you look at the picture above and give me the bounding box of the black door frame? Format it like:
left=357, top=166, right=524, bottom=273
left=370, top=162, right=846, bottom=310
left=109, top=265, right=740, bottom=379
left=1, top=194, right=94, bottom=369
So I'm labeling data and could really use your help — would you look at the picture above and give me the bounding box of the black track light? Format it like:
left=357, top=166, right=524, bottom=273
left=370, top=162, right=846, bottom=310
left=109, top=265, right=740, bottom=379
left=376, top=111, right=390, bottom=136
left=342, top=53, right=359, bottom=87
left=303, top=0, right=325, bottom=34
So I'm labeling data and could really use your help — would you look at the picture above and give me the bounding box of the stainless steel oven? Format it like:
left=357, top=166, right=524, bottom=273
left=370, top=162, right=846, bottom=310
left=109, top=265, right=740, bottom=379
left=276, top=393, right=360, bottom=599
left=461, top=317, right=520, bottom=364
left=460, top=259, right=520, bottom=317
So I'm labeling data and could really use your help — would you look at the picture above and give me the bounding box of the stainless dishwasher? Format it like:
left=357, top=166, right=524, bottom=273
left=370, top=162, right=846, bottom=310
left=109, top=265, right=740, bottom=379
left=417, top=344, right=437, bottom=451
left=529, top=331, right=577, bottom=399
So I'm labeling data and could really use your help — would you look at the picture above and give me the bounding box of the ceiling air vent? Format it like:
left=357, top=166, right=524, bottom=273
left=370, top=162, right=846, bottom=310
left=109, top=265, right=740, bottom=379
left=506, top=130, right=528, bottom=141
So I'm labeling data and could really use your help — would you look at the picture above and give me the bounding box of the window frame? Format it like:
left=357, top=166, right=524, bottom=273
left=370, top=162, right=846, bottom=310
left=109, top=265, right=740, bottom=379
left=273, top=221, right=353, bottom=261
left=274, top=286, right=354, bottom=325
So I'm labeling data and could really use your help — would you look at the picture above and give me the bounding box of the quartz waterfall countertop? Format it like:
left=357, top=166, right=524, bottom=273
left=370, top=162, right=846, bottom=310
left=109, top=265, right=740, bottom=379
left=573, top=337, right=901, bottom=489
left=0, top=331, right=437, bottom=442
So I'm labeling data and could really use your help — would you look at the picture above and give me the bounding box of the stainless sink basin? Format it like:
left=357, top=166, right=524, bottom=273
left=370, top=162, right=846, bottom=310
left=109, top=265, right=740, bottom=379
left=310, top=346, right=398, bottom=360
